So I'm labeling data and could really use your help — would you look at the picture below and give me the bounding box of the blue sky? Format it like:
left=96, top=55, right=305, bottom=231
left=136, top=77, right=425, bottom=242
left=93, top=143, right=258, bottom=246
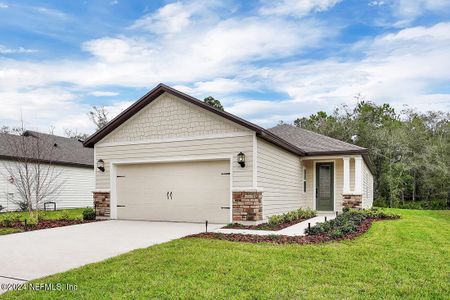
left=0, top=0, right=449, bottom=135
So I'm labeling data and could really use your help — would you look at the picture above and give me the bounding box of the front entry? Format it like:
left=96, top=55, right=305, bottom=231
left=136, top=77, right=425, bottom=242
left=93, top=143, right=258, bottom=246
left=316, top=162, right=334, bottom=211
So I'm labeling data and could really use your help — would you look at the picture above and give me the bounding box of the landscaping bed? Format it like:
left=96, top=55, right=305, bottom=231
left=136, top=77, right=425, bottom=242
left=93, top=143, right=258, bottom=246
left=0, top=219, right=98, bottom=233
left=193, top=209, right=400, bottom=244
left=223, top=208, right=316, bottom=231
left=0, top=208, right=97, bottom=235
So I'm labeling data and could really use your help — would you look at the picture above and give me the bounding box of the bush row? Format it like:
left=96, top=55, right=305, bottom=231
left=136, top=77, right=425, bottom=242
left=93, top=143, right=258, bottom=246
left=268, top=208, right=316, bottom=226
left=0, top=208, right=96, bottom=227
left=305, top=209, right=400, bottom=238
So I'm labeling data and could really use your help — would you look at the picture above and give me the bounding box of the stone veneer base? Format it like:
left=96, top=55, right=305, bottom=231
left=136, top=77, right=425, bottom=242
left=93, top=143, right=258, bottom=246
left=93, top=191, right=110, bottom=218
left=232, top=191, right=263, bottom=222
left=342, top=194, right=363, bottom=210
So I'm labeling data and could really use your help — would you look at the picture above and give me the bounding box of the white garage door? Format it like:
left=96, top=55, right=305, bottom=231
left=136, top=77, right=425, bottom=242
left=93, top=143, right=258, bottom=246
left=116, top=160, right=230, bottom=223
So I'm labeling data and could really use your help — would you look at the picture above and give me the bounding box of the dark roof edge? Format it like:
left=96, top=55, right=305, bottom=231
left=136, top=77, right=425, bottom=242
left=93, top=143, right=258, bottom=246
left=83, top=83, right=266, bottom=148
left=0, top=155, right=93, bottom=168
left=83, top=84, right=307, bottom=156
left=257, top=131, right=306, bottom=156
left=82, top=83, right=375, bottom=174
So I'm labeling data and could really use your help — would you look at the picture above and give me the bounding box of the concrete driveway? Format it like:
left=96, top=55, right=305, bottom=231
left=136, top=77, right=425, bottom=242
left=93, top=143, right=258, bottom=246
left=0, top=220, right=219, bottom=293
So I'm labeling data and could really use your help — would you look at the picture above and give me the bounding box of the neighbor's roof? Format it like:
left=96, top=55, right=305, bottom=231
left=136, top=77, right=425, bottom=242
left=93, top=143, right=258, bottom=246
left=0, top=131, right=94, bottom=167
left=268, top=124, right=366, bottom=155
left=83, top=83, right=372, bottom=171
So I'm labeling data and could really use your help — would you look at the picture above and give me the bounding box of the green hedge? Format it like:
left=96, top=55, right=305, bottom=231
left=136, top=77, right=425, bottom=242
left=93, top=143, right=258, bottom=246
left=305, top=209, right=400, bottom=238
left=268, top=208, right=316, bottom=226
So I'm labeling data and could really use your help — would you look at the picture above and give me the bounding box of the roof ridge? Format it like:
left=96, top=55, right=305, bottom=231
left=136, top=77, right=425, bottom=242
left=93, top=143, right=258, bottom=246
left=269, top=124, right=366, bottom=151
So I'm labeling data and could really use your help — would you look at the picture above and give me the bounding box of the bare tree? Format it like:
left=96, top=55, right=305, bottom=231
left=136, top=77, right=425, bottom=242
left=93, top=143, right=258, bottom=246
left=88, top=106, right=109, bottom=130
left=64, top=128, right=89, bottom=141
left=0, top=130, right=64, bottom=216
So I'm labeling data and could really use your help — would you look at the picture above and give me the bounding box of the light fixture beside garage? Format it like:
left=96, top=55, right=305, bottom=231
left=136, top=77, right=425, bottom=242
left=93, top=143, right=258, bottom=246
left=237, top=152, right=246, bottom=168
left=97, top=159, right=105, bottom=172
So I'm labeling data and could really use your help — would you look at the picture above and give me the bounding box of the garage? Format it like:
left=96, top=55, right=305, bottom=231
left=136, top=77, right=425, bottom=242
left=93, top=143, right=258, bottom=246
left=115, top=160, right=230, bottom=223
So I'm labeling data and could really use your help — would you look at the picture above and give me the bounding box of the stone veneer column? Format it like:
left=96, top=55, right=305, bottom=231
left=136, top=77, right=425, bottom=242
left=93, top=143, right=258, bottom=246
left=342, top=194, right=362, bottom=210
left=232, top=191, right=263, bottom=222
left=93, top=192, right=110, bottom=218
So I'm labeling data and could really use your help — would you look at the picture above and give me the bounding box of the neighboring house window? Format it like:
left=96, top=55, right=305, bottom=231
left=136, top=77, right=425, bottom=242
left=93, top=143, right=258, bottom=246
left=303, top=169, right=307, bottom=193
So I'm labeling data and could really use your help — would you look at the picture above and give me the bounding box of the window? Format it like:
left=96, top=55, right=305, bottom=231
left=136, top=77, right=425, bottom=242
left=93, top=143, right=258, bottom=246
left=303, top=168, right=307, bottom=193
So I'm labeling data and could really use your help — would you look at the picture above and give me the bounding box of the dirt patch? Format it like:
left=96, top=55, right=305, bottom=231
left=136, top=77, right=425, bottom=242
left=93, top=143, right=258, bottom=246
left=0, top=219, right=100, bottom=233
left=223, top=217, right=313, bottom=231
left=188, top=219, right=381, bottom=244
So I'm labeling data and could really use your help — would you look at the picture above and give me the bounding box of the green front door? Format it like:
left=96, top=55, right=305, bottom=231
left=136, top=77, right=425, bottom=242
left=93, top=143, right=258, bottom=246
left=316, top=162, right=334, bottom=211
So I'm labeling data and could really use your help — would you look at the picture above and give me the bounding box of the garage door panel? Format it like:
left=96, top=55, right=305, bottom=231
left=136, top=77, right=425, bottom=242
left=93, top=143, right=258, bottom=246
left=116, top=160, right=230, bottom=223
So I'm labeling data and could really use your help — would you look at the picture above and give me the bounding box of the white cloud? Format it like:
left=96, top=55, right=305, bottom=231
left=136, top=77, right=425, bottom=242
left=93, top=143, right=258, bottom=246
left=131, top=2, right=193, bottom=34
left=89, top=91, right=119, bottom=97
left=0, top=45, right=37, bottom=54
left=259, top=0, right=342, bottom=17
left=369, top=1, right=385, bottom=6
left=0, top=3, right=8, bottom=9
left=225, top=22, right=450, bottom=123
left=391, top=0, right=450, bottom=26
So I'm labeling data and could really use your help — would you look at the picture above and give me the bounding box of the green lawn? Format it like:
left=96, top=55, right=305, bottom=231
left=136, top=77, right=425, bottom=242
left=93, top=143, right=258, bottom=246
left=2, top=209, right=449, bottom=299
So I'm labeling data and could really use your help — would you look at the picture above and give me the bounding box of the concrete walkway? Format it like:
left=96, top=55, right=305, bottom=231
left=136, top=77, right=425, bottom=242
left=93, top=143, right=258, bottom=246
left=0, top=220, right=221, bottom=294
left=215, top=213, right=336, bottom=236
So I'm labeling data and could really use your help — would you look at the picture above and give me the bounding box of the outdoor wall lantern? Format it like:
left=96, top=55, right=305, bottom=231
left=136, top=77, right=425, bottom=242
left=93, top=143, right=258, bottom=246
left=237, top=152, right=246, bottom=168
left=97, top=159, right=105, bottom=172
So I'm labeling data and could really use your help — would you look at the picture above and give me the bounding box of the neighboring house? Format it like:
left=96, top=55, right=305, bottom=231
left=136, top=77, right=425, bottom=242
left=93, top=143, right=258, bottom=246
left=0, top=131, right=94, bottom=211
left=83, top=84, right=374, bottom=224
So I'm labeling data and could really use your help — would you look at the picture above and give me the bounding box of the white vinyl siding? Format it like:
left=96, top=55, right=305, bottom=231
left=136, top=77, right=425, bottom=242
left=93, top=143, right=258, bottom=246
left=257, top=138, right=304, bottom=218
left=0, top=160, right=94, bottom=211
left=362, top=159, right=374, bottom=208
left=95, top=135, right=254, bottom=190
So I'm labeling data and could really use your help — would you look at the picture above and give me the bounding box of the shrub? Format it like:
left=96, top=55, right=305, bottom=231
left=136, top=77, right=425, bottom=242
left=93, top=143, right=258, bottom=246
left=82, top=208, right=96, bottom=221
left=1, top=214, right=20, bottom=227
left=58, top=210, right=71, bottom=220
left=305, top=209, right=400, bottom=238
left=26, top=214, right=39, bottom=227
left=36, top=210, right=47, bottom=221
left=268, top=208, right=316, bottom=226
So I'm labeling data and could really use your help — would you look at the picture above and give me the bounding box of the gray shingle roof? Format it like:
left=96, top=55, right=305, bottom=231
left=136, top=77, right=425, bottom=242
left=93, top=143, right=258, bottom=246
left=0, top=131, right=93, bottom=167
left=267, top=124, right=366, bottom=154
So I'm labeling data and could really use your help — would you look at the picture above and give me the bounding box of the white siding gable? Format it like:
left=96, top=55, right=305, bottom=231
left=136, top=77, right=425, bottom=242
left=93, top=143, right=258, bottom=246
left=99, top=93, right=246, bottom=145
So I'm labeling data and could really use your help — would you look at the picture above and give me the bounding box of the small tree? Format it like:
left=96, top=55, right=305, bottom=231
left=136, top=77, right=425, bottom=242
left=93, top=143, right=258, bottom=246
left=88, top=106, right=109, bottom=130
left=0, top=130, right=64, bottom=216
left=64, top=129, right=89, bottom=141
left=204, top=96, right=224, bottom=111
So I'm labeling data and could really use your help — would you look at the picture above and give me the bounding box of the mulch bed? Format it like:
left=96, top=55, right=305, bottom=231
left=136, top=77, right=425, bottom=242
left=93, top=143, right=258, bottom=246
left=223, top=217, right=313, bottom=231
left=188, top=218, right=379, bottom=245
left=0, top=219, right=100, bottom=233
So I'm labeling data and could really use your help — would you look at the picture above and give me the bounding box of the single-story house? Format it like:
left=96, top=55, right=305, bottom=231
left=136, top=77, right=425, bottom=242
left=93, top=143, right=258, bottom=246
left=83, top=84, right=374, bottom=224
left=0, top=131, right=94, bottom=211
